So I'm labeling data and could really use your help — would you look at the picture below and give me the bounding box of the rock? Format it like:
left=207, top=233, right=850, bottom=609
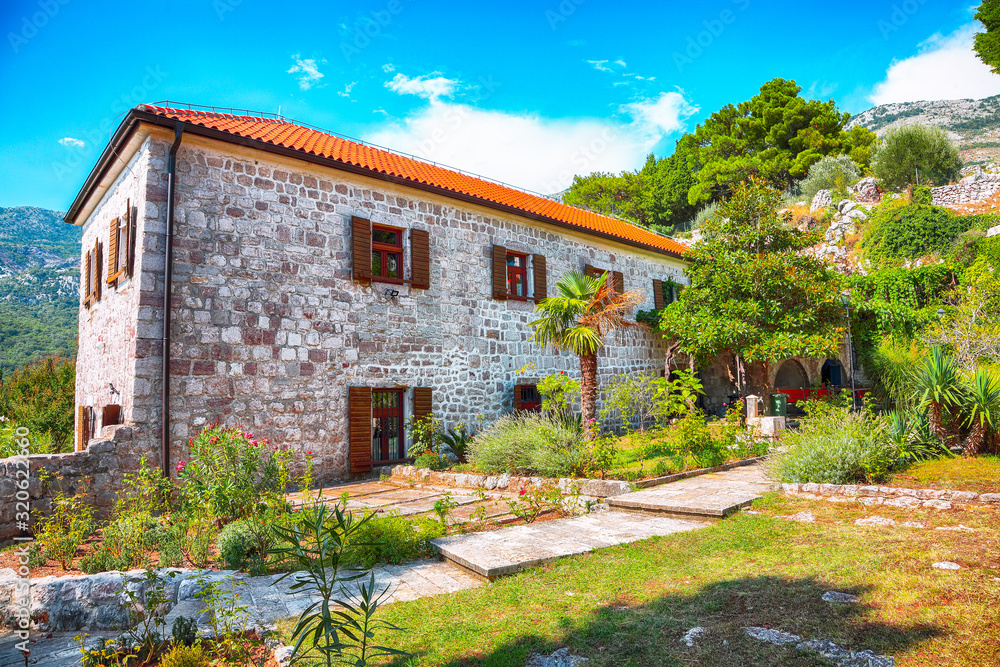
left=922, top=500, right=952, bottom=510
left=884, top=497, right=921, bottom=509
left=935, top=525, right=975, bottom=532
left=797, top=215, right=819, bottom=231
left=980, top=492, right=1000, bottom=502
left=680, top=626, right=705, bottom=647
left=850, top=176, right=880, bottom=203
left=797, top=638, right=848, bottom=658
left=932, top=561, right=961, bottom=570
left=839, top=200, right=856, bottom=214
left=855, top=516, right=895, bottom=526
left=274, top=645, right=294, bottom=667
left=811, top=189, right=832, bottom=212
left=525, top=647, right=589, bottom=666
left=787, top=511, right=816, bottom=523
left=743, top=627, right=801, bottom=645
left=822, top=591, right=859, bottom=603
left=901, top=521, right=925, bottom=529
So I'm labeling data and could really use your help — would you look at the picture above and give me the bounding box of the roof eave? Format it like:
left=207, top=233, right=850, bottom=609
left=66, top=108, right=688, bottom=260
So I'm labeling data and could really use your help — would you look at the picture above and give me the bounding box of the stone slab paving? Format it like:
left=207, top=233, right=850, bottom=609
left=607, top=462, right=772, bottom=518
left=432, top=511, right=710, bottom=579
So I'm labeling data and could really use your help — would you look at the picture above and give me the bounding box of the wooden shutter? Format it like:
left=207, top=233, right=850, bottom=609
left=348, top=387, right=373, bottom=474
left=583, top=264, right=599, bottom=278
left=653, top=279, right=665, bottom=310
left=532, top=254, right=547, bottom=302
left=352, top=216, right=372, bottom=283
left=492, top=244, right=508, bottom=300
left=77, top=405, right=87, bottom=451
left=410, top=228, right=430, bottom=289
left=83, top=250, right=93, bottom=307
left=107, top=217, right=120, bottom=283
left=612, top=271, right=624, bottom=294
left=125, top=204, right=137, bottom=278
left=93, top=241, right=102, bottom=302
left=413, top=387, right=433, bottom=423
left=513, top=384, right=524, bottom=411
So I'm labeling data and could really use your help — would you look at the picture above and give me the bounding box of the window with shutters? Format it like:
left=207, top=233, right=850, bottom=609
left=107, top=200, right=136, bottom=288
left=506, top=252, right=528, bottom=300
left=513, top=384, right=541, bottom=412
left=83, top=241, right=102, bottom=307
left=371, top=388, right=405, bottom=462
left=371, top=224, right=404, bottom=283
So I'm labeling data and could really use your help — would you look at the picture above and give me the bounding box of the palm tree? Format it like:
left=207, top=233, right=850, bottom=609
left=529, top=271, right=645, bottom=430
left=963, top=367, right=1000, bottom=456
left=913, top=347, right=963, bottom=446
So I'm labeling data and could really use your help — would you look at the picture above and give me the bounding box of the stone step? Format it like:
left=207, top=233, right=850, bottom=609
left=607, top=489, right=761, bottom=518
left=431, top=511, right=709, bottom=580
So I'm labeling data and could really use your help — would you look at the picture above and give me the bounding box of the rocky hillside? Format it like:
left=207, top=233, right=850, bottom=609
left=847, top=96, right=1000, bottom=167
left=0, top=206, right=80, bottom=372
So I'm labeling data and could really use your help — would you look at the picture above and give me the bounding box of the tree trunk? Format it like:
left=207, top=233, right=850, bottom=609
left=964, top=419, right=985, bottom=457
left=743, top=359, right=771, bottom=399
left=928, top=401, right=948, bottom=446
left=580, top=352, right=598, bottom=437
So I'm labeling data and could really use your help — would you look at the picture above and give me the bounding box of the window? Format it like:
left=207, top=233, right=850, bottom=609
left=371, top=389, right=405, bottom=462
left=371, top=224, right=403, bottom=282
left=514, top=384, right=541, bottom=412
left=506, top=252, right=528, bottom=299
left=661, top=281, right=678, bottom=305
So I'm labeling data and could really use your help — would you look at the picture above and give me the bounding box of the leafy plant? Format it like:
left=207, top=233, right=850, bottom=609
left=437, top=425, right=473, bottom=462
left=798, top=154, right=861, bottom=201
left=468, top=412, right=589, bottom=477
left=433, top=493, right=458, bottom=525
left=271, top=503, right=409, bottom=667
left=0, top=354, right=75, bottom=451
left=158, top=642, right=208, bottom=667
left=963, top=367, right=1000, bottom=456
left=913, top=346, right=964, bottom=445
left=171, top=615, right=199, bottom=648
left=536, top=372, right=581, bottom=422
left=505, top=485, right=569, bottom=523
left=861, top=203, right=971, bottom=259
left=33, top=474, right=95, bottom=569
left=346, top=513, right=444, bottom=568
left=871, top=124, right=962, bottom=189
left=119, top=570, right=176, bottom=661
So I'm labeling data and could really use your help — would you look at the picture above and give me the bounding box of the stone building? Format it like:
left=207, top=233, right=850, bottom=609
left=64, top=104, right=691, bottom=482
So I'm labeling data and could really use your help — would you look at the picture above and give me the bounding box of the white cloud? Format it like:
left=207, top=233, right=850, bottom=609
left=586, top=59, right=613, bottom=73
left=869, top=24, right=1000, bottom=104
left=365, top=91, right=698, bottom=194
left=385, top=72, right=459, bottom=101
left=287, top=55, right=326, bottom=91
left=614, top=59, right=627, bottom=68
left=382, top=63, right=395, bottom=73
left=338, top=81, right=358, bottom=98
left=58, top=137, right=84, bottom=149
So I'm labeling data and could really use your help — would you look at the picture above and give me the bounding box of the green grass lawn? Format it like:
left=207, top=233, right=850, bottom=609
left=888, top=455, right=1000, bottom=494
left=278, top=493, right=1000, bottom=666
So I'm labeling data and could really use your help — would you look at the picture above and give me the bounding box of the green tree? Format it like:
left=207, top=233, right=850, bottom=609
left=975, top=0, right=1000, bottom=74
left=0, top=355, right=76, bottom=451
left=871, top=124, right=962, bottom=189
left=562, top=170, right=653, bottom=226
left=659, top=178, right=845, bottom=397
left=530, top=272, right=645, bottom=428
left=798, top=154, right=861, bottom=201
left=687, top=78, right=852, bottom=205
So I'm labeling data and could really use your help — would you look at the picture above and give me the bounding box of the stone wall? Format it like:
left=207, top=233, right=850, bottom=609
left=932, top=174, right=1000, bottom=207
left=75, top=129, right=688, bottom=484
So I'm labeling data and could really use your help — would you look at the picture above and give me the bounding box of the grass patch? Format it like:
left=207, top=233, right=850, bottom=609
left=888, top=455, right=1000, bottom=494
left=278, top=494, right=1000, bottom=666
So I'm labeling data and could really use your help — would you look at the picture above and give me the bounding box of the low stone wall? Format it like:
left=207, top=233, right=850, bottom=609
left=781, top=482, right=1000, bottom=510
left=932, top=178, right=1000, bottom=207
left=0, top=426, right=139, bottom=545
left=381, top=465, right=633, bottom=499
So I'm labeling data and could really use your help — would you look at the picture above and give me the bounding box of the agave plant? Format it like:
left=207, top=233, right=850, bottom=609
left=888, top=409, right=952, bottom=463
left=912, top=347, right=963, bottom=446
left=963, top=367, right=1000, bottom=456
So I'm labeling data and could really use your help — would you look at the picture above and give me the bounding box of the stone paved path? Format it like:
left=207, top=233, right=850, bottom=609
left=607, top=462, right=772, bottom=517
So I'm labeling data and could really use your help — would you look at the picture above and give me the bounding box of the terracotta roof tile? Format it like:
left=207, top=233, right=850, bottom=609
left=140, top=105, right=688, bottom=257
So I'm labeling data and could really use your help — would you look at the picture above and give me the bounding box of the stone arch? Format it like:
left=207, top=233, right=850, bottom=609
left=773, top=359, right=809, bottom=390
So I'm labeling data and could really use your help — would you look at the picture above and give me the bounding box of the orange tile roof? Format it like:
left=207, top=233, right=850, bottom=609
left=139, top=105, right=689, bottom=258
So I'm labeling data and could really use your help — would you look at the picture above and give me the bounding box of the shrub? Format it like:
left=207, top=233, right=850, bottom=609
left=862, top=203, right=971, bottom=259
left=872, top=124, right=962, bottom=189
left=170, top=615, right=199, bottom=648
left=158, top=642, right=208, bottom=667
left=345, top=513, right=445, bottom=568
left=468, top=412, right=589, bottom=477
left=217, top=519, right=256, bottom=571
left=413, top=451, right=445, bottom=470
left=799, top=154, right=861, bottom=202
left=692, top=201, right=719, bottom=230
left=178, top=425, right=293, bottom=522
left=80, top=511, right=160, bottom=573
left=34, top=477, right=95, bottom=569
left=537, top=372, right=580, bottom=421
left=0, top=355, right=75, bottom=452
left=770, top=403, right=898, bottom=484
left=0, top=418, right=53, bottom=458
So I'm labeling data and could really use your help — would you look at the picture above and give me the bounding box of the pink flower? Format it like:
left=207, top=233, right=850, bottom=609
left=519, top=489, right=526, bottom=496
left=307, top=451, right=313, bottom=456
left=176, top=460, right=186, bottom=473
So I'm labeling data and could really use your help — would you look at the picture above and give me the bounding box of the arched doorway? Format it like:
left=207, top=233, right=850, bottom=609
left=821, top=359, right=844, bottom=387
left=773, top=359, right=808, bottom=390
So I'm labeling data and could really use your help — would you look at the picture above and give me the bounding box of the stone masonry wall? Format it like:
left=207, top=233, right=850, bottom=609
left=126, top=133, right=688, bottom=482
left=932, top=175, right=1000, bottom=207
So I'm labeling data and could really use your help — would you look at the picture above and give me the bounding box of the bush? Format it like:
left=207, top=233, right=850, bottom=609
left=34, top=479, right=95, bottom=569
left=692, top=201, right=719, bottom=230
left=468, top=412, right=589, bottom=477
left=770, top=403, right=898, bottom=484
left=345, top=513, right=445, bottom=568
left=413, top=451, right=445, bottom=470
left=0, top=418, right=53, bottom=458
left=178, top=425, right=293, bottom=522
left=862, top=203, right=972, bottom=259
left=217, top=519, right=256, bottom=570
left=872, top=124, right=962, bottom=189
left=0, top=355, right=75, bottom=452
left=171, top=616, right=199, bottom=647
left=799, top=155, right=861, bottom=202
left=80, top=512, right=162, bottom=573
left=158, top=643, right=208, bottom=667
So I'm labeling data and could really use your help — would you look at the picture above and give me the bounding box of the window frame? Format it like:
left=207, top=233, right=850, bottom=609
left=371, top=223, right=405, bottom=284
left=371, top=388, right=408, bottom=463
left=516, top=384, right=542, bottom=412
left=505, top=251, right=529, bottom=301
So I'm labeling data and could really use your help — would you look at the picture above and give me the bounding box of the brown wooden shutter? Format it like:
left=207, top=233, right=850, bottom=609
left=583, top=264, right=599, bottom=278
left=653, top=279, right=664, bottom=310
left=84, top=250, right=93, bottom=306
left=513, top=384, right=524, bottom=411
left=410, top=228, right=430, bottom=289
left=107, top=217, right=120, bottom=283
left=93, top=241, right=102, bottom=302
left=77, top=405, right=87, bottom=451
left=612, top=271, right=624, bottom=294
left=125, top=204, right=137, bottom=278
left=532, top=254, right=547, bottom=302
left=492, top=244, right=508, bottom=300
left=348, top=387, right=372, bottom=474
left=352, top=216, right=372, bottom=283
left=413, top=387, right=433, bottom=423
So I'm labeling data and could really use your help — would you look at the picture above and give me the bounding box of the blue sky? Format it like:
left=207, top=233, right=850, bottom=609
left=0, top=0, right=995, bottom=211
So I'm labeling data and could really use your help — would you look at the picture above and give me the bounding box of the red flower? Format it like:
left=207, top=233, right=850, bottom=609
left=519, top=489, right=526, bottom=496
left=176, top=460, right=186, bottom=473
